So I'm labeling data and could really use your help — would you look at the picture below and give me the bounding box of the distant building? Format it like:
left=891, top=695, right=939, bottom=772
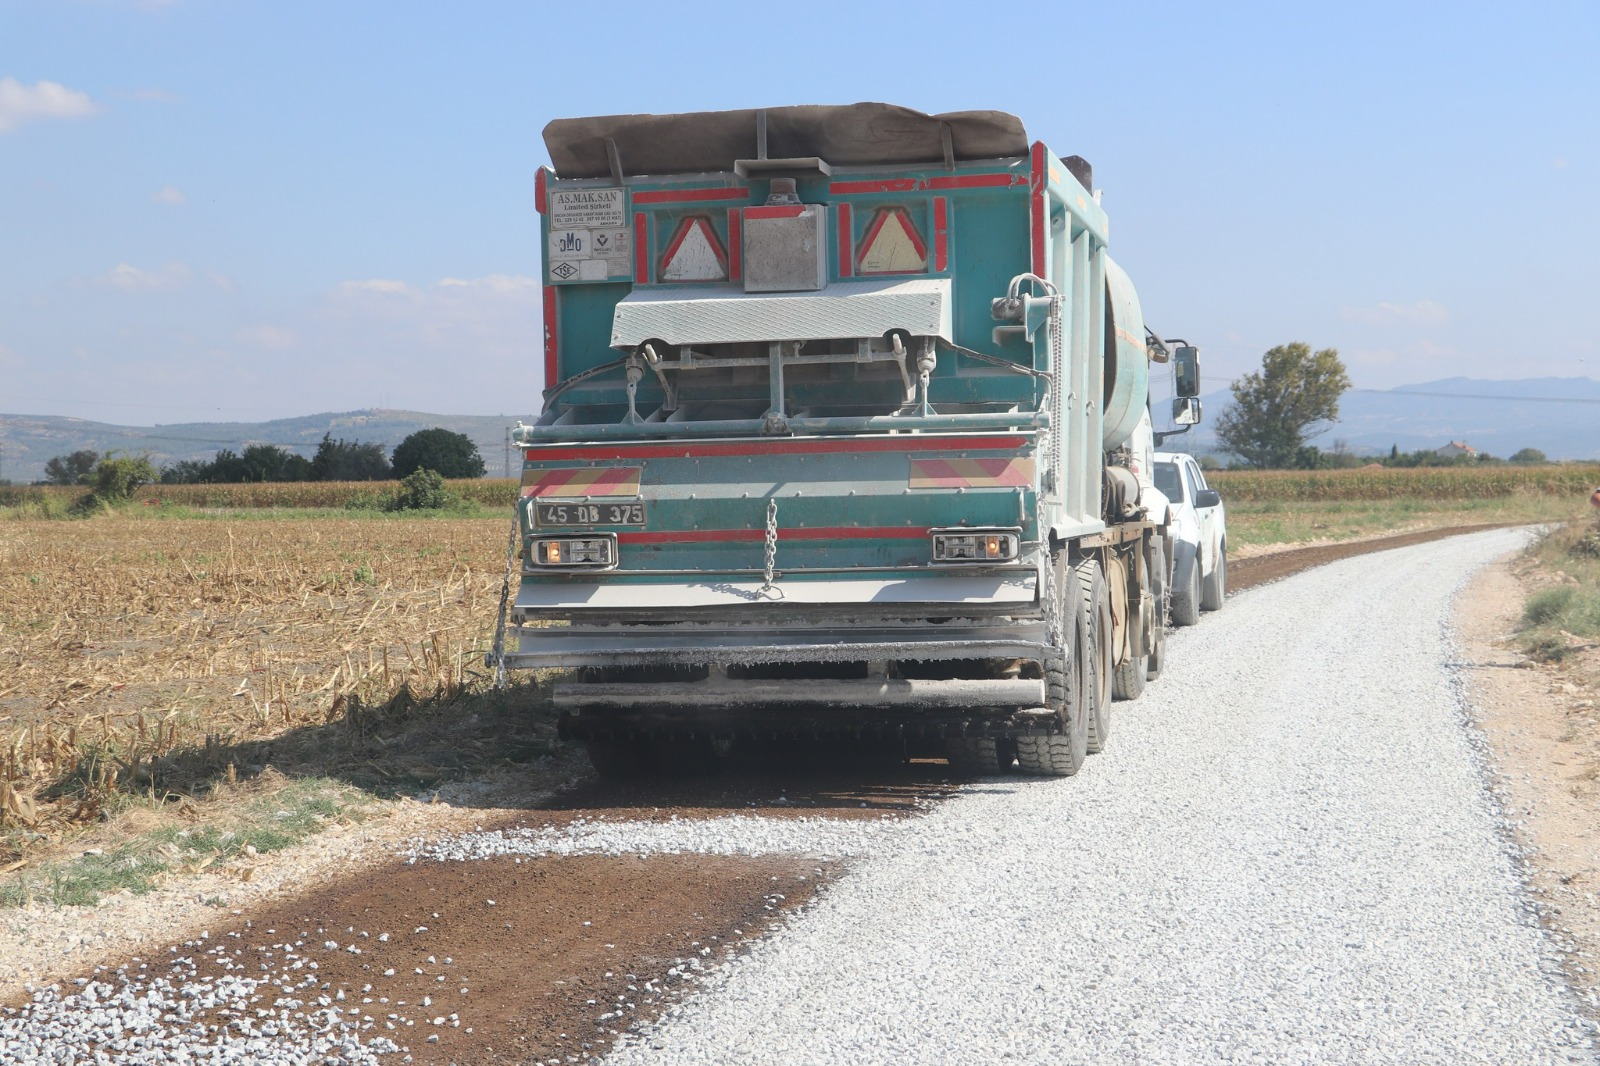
left=1434, top=441, right=1478, bottom=459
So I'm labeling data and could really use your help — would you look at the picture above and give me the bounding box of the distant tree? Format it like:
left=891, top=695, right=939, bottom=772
left=391, top=429, right=486, bottom=479
left=90, top=453, right=158, bottom=501
left=1197, top=454, right=1222, bottom=472
left=44, top=449, right=100, bottom=485
left=160, top=459, right=212, bottom=484
left=388, top=468, right=453, bottom=511
left=1213, top=343, right=1351, bottom=468
left=1389, top=444, right=1400, bottom=462
left=1509, top=447, right=1548, bottom=464
left=311, top=434, right=391, bottom=481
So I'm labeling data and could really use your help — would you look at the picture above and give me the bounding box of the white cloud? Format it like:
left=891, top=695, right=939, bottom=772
left=0, top=77, right=99, bottom=133
left=235, top=324, right=298, bottom=350
left=0, top=341, right=21, bottom=370
left=439, top=274, right=540, bottom=295
left=206, top=270, right=236, bottom=293
left=97, top=261, right=191, bottom=292
left=152, top=185, right=186, bottom=206
left=1340, top=299, right=1450, bottom=326
left=337, top=278, right=418, bottom=298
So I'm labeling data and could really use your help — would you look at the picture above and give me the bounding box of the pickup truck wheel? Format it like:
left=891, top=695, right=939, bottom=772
left=944, top=737, right=1016, bottom=775
left=1016, top=560, right=1091, bottom=777
left=1081, top=558, right=1113, bottom=752
left=1171, top=552, right=1201, bottom=627
left=585, top=738, right=654, bottom=779
left=1201, top=542, right=1227, bottom=611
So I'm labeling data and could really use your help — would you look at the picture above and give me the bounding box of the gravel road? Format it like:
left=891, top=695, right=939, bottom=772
left=607, top=528, right=1597, bottom=1065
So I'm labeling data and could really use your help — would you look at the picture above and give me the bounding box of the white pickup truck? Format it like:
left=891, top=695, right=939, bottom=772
left=1153, top=451, right=1227, bottom=625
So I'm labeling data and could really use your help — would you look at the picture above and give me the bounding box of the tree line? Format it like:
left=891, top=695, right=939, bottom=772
left=40, top=429, right=487, bottom=487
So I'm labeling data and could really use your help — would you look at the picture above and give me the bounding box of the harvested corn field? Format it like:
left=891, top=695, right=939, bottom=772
left=0, top=515, right=526, bottom=833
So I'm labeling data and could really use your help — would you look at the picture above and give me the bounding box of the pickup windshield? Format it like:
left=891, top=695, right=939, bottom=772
left=1154, top=461, right=1184, bottom=502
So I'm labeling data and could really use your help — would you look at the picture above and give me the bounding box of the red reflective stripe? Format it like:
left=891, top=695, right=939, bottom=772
left=727, top=208, right=742, bottom=280
left=586, top=466, right=640, bottom=491
left=542, top=285, right=558, bottom=388
left=829, top=173, right=1026, bottom=195
left=744, top=205, right=806, bottom=219
left=535, top=167, right=548, bottom=215
left=633, top=187, right=748, bottom=204
left=1030, top=143, right=1046, bottom=277
left=524, top=435, right=1030, bottom=461
left=933, top=196, right=948, bottom=272
left=633, top=212, right=648, bottom=283
left=619, top=526, right=930, bottom=544
left=837, top=202, right=853, bottom=278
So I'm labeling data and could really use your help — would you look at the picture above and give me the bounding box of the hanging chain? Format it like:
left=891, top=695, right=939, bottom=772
left=1039, top=294, right=1067, bottom=654
left=760, top=498, right=780, bottom=597
left=489, top=500, right=521, bottom=690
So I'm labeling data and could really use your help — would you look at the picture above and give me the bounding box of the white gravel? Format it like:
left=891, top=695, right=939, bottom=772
left=603, top=529, right=1597, bottom=1065
left=406, top=813, right=895, bottom=864
left=0, top=933, right=403, bottom=1064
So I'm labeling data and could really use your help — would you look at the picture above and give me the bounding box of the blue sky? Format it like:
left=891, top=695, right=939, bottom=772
left=3, top=0, right=1596, bottom=424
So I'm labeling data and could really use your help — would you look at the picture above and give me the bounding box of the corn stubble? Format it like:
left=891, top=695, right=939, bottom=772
left=0, top=516, right=530, bottom=840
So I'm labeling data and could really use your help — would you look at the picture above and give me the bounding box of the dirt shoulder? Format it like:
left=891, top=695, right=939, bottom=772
left=1455, top=552, right=1600, bottom=1008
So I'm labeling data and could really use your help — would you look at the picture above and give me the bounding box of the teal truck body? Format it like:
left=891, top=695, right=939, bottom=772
left=503, top=103, right=1200, bottom=776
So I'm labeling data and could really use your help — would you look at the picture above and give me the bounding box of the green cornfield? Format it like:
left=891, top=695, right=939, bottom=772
left=1208, top=464, right=1600, bottom=503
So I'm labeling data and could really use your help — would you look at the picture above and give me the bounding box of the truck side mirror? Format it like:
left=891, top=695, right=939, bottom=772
left=1172, top=397, right=1202, bottom=426
left=1174, top=346, right=1201, bottom=398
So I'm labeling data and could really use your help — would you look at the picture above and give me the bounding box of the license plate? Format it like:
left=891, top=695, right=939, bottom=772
left=535, top=500, right=647, bottom=527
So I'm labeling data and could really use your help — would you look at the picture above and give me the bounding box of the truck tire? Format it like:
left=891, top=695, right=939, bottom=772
left=585, top=738, right=653, bottom=779
left=1081, top=558, right=1113, bottom=753
left=1113, top=546, right=1151, bottom=701
left=1201, top=541, right=1227, bottom=611
left=1145, top=538, right=1168, bottom=682
left=1016, top=558, right=1091, bottom=776
left=944, top=737, right=1016, bottom=775
left=1171, top=550, right=1201, bottom=627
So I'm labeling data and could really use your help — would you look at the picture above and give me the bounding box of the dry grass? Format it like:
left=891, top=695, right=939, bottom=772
left=0, top=514, right=545, bottom=854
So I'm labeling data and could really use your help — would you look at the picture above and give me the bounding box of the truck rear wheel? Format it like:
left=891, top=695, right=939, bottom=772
left=944, top=737, right=1016, bottom=775
left=585, top=737, right=654, bottom=779
left=1145, top=538, right=1168, bottom=682
left=1016, top=558, right=1092, bottom=777
left=1081, top=558, right=1113, bottom=753
left=1113, top=546, right=1151, bottom=701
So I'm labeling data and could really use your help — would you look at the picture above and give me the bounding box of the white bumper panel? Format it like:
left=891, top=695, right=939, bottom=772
left=609, top=278, right=953, bottom=348
left=514, top=572, right=1035, bottom=612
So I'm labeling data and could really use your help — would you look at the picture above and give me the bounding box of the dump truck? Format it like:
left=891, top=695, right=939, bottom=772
left=498, top=103, right=1203, bottom=777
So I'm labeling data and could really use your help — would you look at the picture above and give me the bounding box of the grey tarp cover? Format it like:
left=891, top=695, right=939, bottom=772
left=542, top=103, right=1029, bottom=179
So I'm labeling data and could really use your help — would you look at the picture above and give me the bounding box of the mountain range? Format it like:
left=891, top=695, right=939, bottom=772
left=0, top=409, right=536, bottom=485
left=1173, top=376, right=1600, bottom=461
left=3, top=376, right=1598, bottom=483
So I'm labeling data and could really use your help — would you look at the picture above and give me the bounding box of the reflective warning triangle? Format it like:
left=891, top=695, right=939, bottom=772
left=858, top=208, right=927, bottom=274
left=660, top=217, right=728, bottom=282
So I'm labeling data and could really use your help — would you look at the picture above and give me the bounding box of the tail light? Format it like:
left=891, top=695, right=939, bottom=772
left=931, top=528, right=1021, bottom=564
left=528, top=535, right=617, bottom=571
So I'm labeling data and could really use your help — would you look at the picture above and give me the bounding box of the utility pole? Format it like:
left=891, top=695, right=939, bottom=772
left=504, top=426, right=511, bottom=478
